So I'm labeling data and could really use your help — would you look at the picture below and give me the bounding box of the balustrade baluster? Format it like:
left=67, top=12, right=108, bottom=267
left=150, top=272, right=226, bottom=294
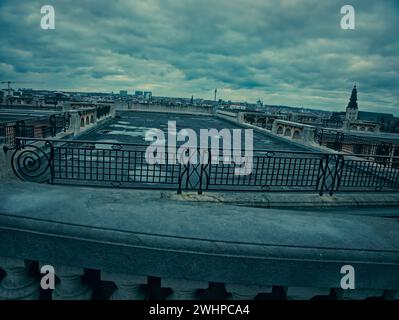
left=286, top=286, right=331, bottom=300
left=164, top=279, right=208, bottom=300
left=383, top=289, right=398, bottom=300
left=102, top=272, right=147, bottom=300
left=0, top=257, right=40, bottom=300
left=226, top=284, right=272, bottom=300
left=52, top=265, right=92, bottom=300
left=196, top=282, right=230, bottom=300
left=335, top=288, right=384, bottom=300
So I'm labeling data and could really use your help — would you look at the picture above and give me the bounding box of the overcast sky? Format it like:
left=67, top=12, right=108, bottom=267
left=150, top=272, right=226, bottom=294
left=0, top=0, right=398, bottom=114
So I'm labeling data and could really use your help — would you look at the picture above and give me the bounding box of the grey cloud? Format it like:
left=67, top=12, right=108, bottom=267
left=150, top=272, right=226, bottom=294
left=0, top=0, right=398, bottom=113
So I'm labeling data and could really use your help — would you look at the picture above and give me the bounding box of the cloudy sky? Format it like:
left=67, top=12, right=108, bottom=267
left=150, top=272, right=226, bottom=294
left=0, top=0, right=398, bottom=114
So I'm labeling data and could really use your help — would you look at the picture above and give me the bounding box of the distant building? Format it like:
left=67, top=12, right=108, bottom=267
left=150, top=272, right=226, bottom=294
left=134, top=91, right=143, bottom=96
left=288, top=112, right=323, bottom=125
left=345, top=85, right=358, bottom=122
left=229, top=104, right=247, bottom=111
left=119, top=90, right=128, bottom=97
left=343, top=85, right=380, bottom=133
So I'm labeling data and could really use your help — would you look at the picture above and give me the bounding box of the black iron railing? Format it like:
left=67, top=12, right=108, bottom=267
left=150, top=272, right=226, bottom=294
left=314, top=128, right=399, bottom=166
left=9, top=138, right=399, bottom=195
left=0, top=113, right=70, bottom=146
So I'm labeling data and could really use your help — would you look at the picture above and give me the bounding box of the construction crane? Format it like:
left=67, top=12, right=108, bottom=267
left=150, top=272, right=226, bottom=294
left=0, top=80, right=41, bottom=104
left=0, top=80, right=38, bottom=94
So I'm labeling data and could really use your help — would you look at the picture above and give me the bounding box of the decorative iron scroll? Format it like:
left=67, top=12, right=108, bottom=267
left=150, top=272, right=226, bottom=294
left=11, top=141, right=53, bottom=183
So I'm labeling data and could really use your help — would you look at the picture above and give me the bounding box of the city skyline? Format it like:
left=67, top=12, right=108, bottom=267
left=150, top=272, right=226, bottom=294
left=0, top=0, right=398, bottom=114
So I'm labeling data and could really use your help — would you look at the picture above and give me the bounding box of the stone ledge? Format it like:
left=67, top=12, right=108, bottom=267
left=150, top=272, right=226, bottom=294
left=164, top=191, right=399, bottom=215
left=0, top=181, right=398, bottom=290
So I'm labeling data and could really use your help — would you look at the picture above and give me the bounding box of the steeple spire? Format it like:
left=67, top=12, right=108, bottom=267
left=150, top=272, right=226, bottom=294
left=347, top=84, right=358, bottom=110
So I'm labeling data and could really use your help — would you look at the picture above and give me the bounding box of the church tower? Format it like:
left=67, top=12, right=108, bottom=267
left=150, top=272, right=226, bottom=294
left=345, top=84, right=358, bottom=121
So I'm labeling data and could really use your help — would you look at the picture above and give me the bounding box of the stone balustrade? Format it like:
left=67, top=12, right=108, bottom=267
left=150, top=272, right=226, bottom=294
left=272, top=119, right=316, bottom=142
left=0, top=181, right=398, bottom=300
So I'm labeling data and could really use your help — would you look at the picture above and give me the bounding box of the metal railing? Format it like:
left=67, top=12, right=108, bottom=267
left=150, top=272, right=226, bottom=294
left=315, top=128, right=399, bottom=164
left=8, top=137, right=399, bottom=195
left=0, top=113, right=70, bottom=146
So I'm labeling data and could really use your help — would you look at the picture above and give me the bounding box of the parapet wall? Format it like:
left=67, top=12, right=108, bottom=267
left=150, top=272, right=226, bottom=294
left=0, top=181, right=398, bottom=300
left=215, top=110, right=322, bottom=153
left=116, top=102, right=215, bottom=115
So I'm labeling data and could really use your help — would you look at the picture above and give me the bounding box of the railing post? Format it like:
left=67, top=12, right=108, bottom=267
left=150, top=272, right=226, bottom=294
left=46, top=141, right=55, bottom=184
left=198, top=164, right=203, bottom=194
left=317, top=154, right=328, bottom=196
left=317, top=154, right=344, bottom=196
left=186, top=160, right=190, bottom=190
left=330, top=155, right=344, bottom=195
left=177, top=148, right=191, bottom=193
left=177, top=163, right=183, bottom=194
left=197, top=148, right=210, bottom=195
